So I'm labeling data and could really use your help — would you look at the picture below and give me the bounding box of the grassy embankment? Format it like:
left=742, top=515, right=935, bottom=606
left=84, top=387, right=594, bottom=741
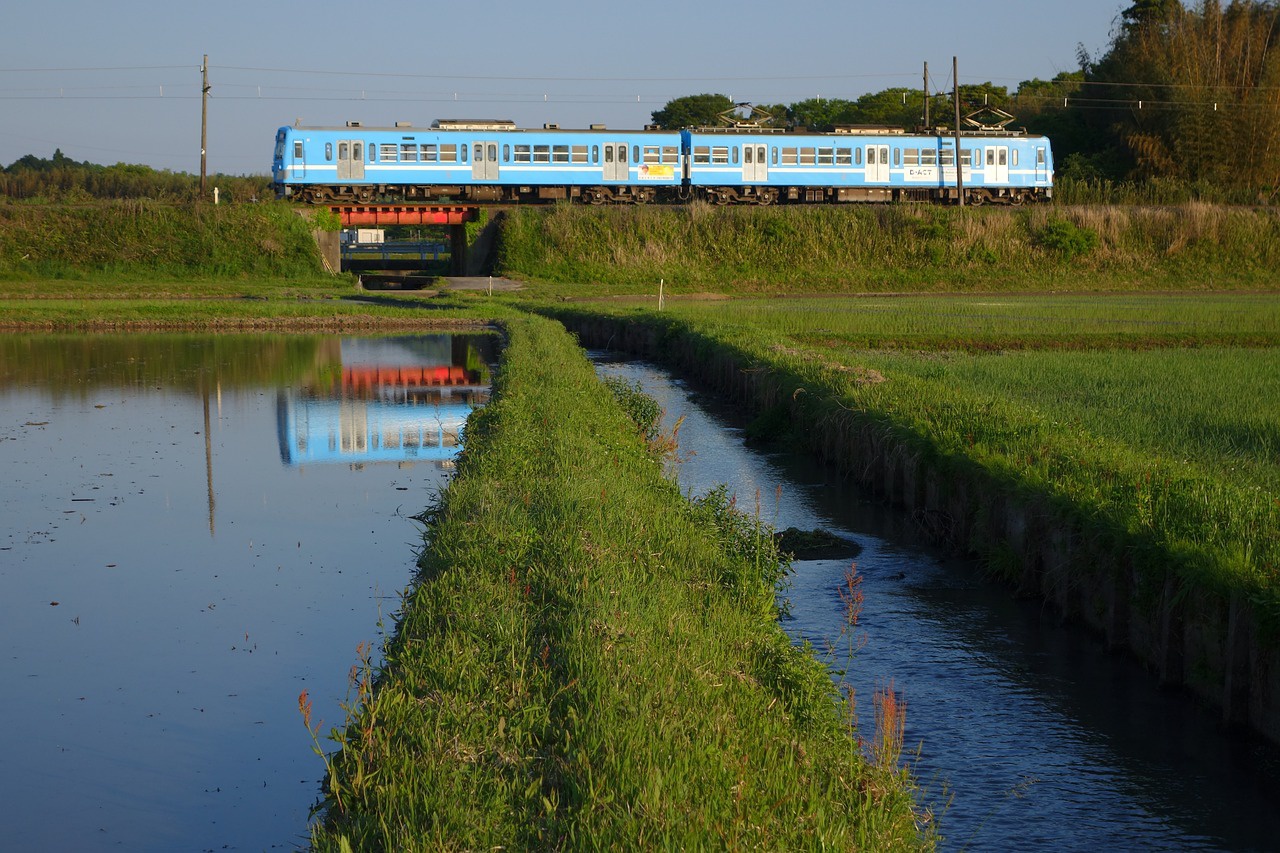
left=305, top=316, right=930, bottom=850
left=0, top=200, right=503, bottom=328
left=496, top=202, right=1280, bottom=295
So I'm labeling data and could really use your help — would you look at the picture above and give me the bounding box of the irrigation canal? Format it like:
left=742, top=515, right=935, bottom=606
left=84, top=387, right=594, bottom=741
left=593, top=353, right=1279, bottom=852
left=0, top=332, right=494, bottom=851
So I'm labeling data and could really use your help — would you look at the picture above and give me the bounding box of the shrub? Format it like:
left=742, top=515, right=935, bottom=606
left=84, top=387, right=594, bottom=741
left=1034, top=217, right=1100, bottom=259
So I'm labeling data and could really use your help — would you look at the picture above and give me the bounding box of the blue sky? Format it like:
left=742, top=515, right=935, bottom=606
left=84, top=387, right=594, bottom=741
left=0, top=0, right=1129, bottom=175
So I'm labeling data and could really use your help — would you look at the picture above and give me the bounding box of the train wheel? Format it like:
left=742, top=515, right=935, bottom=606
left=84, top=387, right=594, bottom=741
left=354, top=186, right=374, bottom=204
left=756, top=189, right=776, bottom=206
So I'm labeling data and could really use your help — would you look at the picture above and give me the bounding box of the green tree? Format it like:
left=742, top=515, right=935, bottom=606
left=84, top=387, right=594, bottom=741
left=1087, top=0, right=1280, bottom=191
left=650, top=93, right=735, bottom=128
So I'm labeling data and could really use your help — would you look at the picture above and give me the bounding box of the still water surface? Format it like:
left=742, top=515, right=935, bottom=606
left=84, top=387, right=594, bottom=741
left=595, top=355, right=1279, bottom=853
left=0, top=333, right=493, bottom=851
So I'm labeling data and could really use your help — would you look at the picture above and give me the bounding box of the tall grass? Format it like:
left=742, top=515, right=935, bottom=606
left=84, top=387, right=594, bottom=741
left=307, top=316, right=931, bottom=850
left=498, top=203, right=1280, bottom=293
left=0, top=200, right=327, bottom=280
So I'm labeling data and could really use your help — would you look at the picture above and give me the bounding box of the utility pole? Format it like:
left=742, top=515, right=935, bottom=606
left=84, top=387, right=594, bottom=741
left=953, top=56, right=964, bottom=207
left=200, top=55, right=209, bottom=196
left=923, top=62, right=930, bottom=129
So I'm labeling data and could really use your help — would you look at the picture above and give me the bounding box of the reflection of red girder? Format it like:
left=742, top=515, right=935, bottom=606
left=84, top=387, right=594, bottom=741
left=344, top=365, right=473, bottom=390
left=333, top=205, right=479, bottom=226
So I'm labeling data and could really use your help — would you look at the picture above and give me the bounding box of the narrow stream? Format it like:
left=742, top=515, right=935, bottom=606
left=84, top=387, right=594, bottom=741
left=594, top=354, right=1279, bottom=852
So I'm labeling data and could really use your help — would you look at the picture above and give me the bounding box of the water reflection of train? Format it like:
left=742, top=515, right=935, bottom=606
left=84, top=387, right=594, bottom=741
left=276, top=335, right=493, bottom=467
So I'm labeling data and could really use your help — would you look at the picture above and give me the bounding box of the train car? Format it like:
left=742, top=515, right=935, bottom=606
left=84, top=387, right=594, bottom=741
left=682, top=126, right=1053, bottom=205
left=273, top=120, right=685, bottom=204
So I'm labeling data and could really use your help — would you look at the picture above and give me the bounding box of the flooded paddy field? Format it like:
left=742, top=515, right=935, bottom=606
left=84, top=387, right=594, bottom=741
left=0, top=332, right=493, bottom=851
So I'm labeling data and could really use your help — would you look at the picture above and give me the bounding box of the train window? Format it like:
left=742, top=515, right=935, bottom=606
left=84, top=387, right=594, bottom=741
left=693, top=146, right=711, bottom=164
left=440, top=144, right=457, bottom=162
left=772, top=147, right=779, bottom=165
left=643, top=146, right=660, bottom=164
left=712, top=146, right=729, bottom=164
left=401, top=144, right=418, bottom=162
left=921, top=149, right=936, bottom=166
left=903, top=149, right=918, bottom=166
left=592, top=145, right=599, bottom=163
left=818, top=147, right=834, bottom=166
left=987, top=149, right=995, bottom=166
left=744, top=147, right=752, bottom=164
left=940, top=149, right=954, bottom=166
left=632, top=146, right=640, bottom=163
left=855, top=148, right=862, bottom=166
left=503, top=144, right=510, bottom=162
left=325, top=143, right=333, bottom=161
left=731, top=147, right=739, bottom=164
left=460, top=145, right=468, bottom=163
left=293, top=141, right=303, bottom=159
left=1036, top=147, right=1045, bottom=164
left=533, top=145, right=550, bottom=163
left=552, top=145, right=570, bottom=163
left=961, top=149, right=973, bottom=167
left=514, top=145, right=531, bottom=163
left=354, top=142, right=364, bottom=162
left=422, top=144, right=437, bottom=162
left=380, top=144, right=397, bottom=161
left=780, top=147, right=796, bottom=165
left=836, top=148, right=851, bottom=166
left=338, top=142, right=349, bottom=162
left=799, top=148, right=815, bottom=166
left=1011, top=149, right=1018, bottom=167
left=999, top=149, right=1007, bottom=166
left=572, top=145, right=589, bottom=163
left=604, top=146, right=613, bottom=163
left=662, top=146, right=678, bottom=164
left=972, top=148, right=981, bottom=166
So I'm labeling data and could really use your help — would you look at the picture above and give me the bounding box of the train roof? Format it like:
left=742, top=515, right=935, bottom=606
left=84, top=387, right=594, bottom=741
left=284, top=120, right=668, bottom=134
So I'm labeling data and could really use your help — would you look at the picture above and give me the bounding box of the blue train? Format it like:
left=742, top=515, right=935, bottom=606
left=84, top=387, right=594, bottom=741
left=273, top=118, right=1053, bottom=206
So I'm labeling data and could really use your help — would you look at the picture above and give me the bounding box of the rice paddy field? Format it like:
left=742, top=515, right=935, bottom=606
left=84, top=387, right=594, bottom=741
left=547, top=292, right=1280, bottom=617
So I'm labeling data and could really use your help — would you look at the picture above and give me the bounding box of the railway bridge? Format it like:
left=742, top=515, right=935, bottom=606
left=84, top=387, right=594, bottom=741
left=319, top=204, right=489, bottom=279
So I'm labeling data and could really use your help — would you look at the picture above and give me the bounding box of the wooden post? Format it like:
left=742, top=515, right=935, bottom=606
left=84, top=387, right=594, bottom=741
left=923, top=62, right=930, bottom=129
left=200, top=55, right=209, bottom=196
left=953, top=56, right=964, bottom=207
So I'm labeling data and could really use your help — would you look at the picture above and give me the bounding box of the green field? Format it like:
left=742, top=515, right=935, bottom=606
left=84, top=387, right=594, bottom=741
left=541, top=291, right=1280, bottom=618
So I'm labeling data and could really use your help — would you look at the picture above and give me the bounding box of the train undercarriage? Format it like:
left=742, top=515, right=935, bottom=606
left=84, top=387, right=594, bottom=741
left=285, top=183, right=1048, bottom=207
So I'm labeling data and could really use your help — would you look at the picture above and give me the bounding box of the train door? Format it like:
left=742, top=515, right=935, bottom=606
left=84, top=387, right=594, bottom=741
left=603, top=142, right=628, bottom=181
left=1035, top=146, right=1048, bottom=182
left=336, top=140, right=365, bottom=181
left=742, top=143, right=767, bottom=182
left=987, top=146, right=1009, bottom=183
left=472, top=140, right=500, bottom=180
left=866, top=144, right=890, bottom=182
left=296, top=141, right=306, bottom=180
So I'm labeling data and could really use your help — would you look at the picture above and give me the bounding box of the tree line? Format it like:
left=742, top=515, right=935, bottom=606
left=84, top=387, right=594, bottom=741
left=0, top=149, right=271, bottom=203
left=653, top=1, right=1280, bottom=198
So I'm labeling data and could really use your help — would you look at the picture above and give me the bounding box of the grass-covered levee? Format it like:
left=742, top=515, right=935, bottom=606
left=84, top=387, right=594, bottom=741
left=304, top=316, right=932, bottom=850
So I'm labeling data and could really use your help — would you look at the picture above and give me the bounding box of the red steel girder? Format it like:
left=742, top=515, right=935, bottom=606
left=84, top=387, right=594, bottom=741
left=333, top=205, right=479, bottom=226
